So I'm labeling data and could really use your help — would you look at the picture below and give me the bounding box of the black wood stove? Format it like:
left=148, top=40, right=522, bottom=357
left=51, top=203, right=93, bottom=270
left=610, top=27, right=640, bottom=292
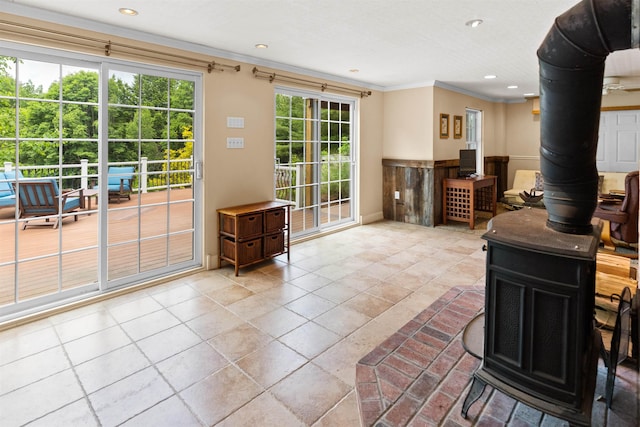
left=462, top=209, right=601, bottom=426
left=462, top=1, right=638, bottom=425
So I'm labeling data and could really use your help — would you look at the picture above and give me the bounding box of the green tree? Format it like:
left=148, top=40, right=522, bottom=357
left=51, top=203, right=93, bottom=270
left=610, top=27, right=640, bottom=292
left=0, top=61, right=196, bottom=174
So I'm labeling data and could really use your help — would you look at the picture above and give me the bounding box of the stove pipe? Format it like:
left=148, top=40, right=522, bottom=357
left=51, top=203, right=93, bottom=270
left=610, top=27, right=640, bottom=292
left=537, top=0, right=639, bottom=234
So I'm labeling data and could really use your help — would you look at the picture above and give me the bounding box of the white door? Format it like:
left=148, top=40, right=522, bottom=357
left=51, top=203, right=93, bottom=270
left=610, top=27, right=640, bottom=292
left=597, top=110, right=640, bottom=172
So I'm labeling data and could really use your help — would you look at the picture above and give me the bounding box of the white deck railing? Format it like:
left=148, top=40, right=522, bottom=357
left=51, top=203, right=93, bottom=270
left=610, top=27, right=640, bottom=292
left=2, top=157, right=193, bottom=192
left=275, top=164, right=302, bottom=208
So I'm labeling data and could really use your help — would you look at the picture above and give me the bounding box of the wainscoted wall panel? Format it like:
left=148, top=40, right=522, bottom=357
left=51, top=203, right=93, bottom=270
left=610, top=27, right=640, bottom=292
left=382, top=159, right=434, bottom=226
left=383, top=156, right=508, bottom=227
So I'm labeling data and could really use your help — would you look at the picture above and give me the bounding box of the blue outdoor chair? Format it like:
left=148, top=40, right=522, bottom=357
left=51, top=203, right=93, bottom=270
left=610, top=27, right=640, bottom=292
left=98, top=166, right=135, bottom=203
left=0, top=170, right=22, bottom=209
left=13, top=180, right=84, bottom=229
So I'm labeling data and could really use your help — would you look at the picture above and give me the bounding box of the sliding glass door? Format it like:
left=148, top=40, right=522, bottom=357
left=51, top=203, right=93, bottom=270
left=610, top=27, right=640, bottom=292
left=103, top=67, right=199, bottom=288
left=0, top=54, right=101, bottom=313
left=0, top=48, right=202, bottom=318
left=275, top=89, right=356, bottom=237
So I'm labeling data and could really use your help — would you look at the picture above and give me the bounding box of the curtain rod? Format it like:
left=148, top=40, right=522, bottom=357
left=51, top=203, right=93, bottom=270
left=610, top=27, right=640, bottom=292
left=0, top=20, right=241, bottom=73
left=252, top=67, right=372, bottom=98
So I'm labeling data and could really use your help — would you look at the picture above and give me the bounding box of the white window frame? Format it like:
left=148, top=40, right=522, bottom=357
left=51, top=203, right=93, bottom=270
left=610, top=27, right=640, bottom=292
left=466, top=108, right=484, bottom=176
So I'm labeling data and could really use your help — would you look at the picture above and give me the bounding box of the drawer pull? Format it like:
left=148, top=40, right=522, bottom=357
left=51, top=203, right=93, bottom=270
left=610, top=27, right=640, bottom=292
left=248, top=216, right=256, bottom=221
left=247, top=242, right=254, bottom=247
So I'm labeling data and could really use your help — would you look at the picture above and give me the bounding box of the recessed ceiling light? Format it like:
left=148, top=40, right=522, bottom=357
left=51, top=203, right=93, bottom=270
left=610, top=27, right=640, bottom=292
left=255, top=43, right=268, bottom=49
left=349, top=69, right=359, bottom=73
left=484, top=75, right=497, bottom=79
left=119, top=8, right=138, bottom=16
left=507, top=85, right=518, bottom=89
left=524, top=92, right=536, bottom=97
left=465, top=19, right=483, bottom=28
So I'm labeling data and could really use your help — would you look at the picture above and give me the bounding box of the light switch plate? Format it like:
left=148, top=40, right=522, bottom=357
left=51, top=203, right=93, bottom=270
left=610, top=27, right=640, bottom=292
left=227, top=117, right=245, bottom=128
left=226, top=137, right=244, bottom=148
left=394, top=191, right=400, bottom=200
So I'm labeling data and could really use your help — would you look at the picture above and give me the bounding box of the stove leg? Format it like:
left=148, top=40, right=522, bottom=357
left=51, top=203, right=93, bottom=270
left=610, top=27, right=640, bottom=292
left=461, top=376, right=486, bottom=418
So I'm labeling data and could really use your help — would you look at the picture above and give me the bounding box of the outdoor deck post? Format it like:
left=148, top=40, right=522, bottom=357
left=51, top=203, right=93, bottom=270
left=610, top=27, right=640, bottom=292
left=141, top=157, right=148, bottom=193
left=81, top=159, right=89, bottom=189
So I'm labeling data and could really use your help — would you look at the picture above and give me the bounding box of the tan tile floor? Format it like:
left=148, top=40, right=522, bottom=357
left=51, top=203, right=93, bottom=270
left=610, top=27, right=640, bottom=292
left=0, top=220, right=494, bottom=426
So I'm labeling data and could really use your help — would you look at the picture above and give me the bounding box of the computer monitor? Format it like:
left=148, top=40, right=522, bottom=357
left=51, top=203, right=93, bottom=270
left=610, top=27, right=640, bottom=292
left=459, top=149, right=477, bottom=177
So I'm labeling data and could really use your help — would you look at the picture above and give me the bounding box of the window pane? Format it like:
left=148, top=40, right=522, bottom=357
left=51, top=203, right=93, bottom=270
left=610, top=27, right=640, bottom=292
left=141, top=109, right=168, bottom=139
left=276, top=118, right=291, bottom=141
left=341, top=123, right=350, bottom=140
left=141, top=75, right=168, bottom=107
left=276, top=141, right=291, bottom=164
left=276, top=94, right=291, bottom=117
left=320, top=121, right=328, bottom=141
left=0, top=99, right=16, bottom=137
left=290, top=142, right=304, bottom=164
left=108, top=106, right=137, bottom=138
left=320, top=101, right=328, bottom=120
left=0, top=57, right=17, bottom=97
left=168, top=140, right=193, bottom=189
left=109, top=71, right=138, bottom=105
left=169, top=111, right=193, bottom=140
left=291, top=119, right=304, bottom=141
left=170, top=79, right=194, bottom=110
left=329, top=102, right=340, bottom=120
left=61, top=66, right=98, bottom=103
left=291, top=96, right=305, bottom=118
left=329, top=182, right=341, bottom=201
left=108, top=139, right=138, bottom=163
left=18, top=59, right=59, bottom=98
left=62, top=103, right=98, bottom=139
left=19, top=140, right=59, bottom=168
left=330, top=123, right=340, bottom=142
left=341, top=104, right=350, bottom=121
left=19, top=100, right=59, bottom=138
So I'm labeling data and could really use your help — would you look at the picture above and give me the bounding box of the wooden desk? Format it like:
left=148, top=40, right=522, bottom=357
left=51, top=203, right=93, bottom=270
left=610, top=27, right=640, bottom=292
left=443, top=175, right=497, bottom=229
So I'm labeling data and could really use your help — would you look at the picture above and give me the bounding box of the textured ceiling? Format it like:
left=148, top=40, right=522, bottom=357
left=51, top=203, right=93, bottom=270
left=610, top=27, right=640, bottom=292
left=4, top=0, right=640, bottom=101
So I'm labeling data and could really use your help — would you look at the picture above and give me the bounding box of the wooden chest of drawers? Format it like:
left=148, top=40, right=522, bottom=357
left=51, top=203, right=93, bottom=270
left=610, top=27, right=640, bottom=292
left=217, top=201, right=290, bottom=275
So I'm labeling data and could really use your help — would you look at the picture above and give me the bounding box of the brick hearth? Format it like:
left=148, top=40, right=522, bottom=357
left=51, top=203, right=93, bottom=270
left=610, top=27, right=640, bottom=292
left=355, top=286, right=639, bottom=426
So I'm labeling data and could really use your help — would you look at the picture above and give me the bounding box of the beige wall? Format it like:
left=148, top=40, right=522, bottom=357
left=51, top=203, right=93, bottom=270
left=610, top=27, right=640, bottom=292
left=358, top=93, right=385, bottom=224
left=381, top=85, right=511, bottom=164
left=504, top=100, right=542, bottom=186
left=432, top=87, right=508, bottom=160
left=385, top=84, right=640, bottom=191
left=601, top=91, right=640, bottom=108
left=382, top=87, right=434, bottom=160
left=0, top=13, right=385, bottom=266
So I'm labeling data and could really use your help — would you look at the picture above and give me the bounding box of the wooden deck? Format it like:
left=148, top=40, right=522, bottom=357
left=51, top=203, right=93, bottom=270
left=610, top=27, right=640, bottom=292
left=0, top=192, right=353, bottom=309
left=0, top=188, right=195, bottom=307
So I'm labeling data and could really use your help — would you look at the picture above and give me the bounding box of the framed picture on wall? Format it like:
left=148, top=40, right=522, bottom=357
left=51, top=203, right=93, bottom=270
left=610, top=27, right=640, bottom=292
left=440, top=113, right=449, bottom=138
left=453, top=115, right=463, bottom=139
